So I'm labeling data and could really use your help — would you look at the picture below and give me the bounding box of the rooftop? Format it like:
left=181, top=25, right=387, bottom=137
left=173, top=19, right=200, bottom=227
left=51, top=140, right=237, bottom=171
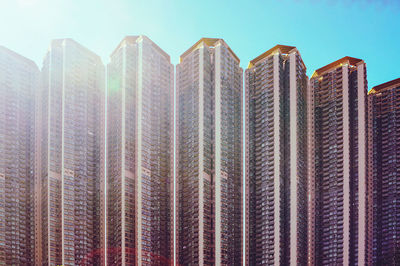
left=110, top=35, right=170, bottom=62
left=311, top=56, right=363, bottom=79
left=47, top=38, right=103, bottom=63
left=110, top=35, right=139, bottom=57
left=0, top=45, right=38, bottom=69
left=248, top=44, right=297, bottom=68
left=179, top=38, right=240, bottom=63
left=369, top=77, right=400, bottom=95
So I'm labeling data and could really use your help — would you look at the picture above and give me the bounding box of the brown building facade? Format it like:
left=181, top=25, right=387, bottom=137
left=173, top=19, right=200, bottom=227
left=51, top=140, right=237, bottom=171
left=369, top=78, right=400, bottom=265
left=106, top=36, right=174, bottom=265
left=0, top=46, right=39, bottom=265
left=308, top=57, right=372, bottom=265
left=35, top=39, right=105, bottom=265
left=245, top=45, right=309, bottom=265
left=176, top=38, right=243, bottom=265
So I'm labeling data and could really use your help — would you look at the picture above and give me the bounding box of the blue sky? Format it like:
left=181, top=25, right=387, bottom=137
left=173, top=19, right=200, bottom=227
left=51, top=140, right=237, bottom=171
left=0, top=0, right=399, bottom=88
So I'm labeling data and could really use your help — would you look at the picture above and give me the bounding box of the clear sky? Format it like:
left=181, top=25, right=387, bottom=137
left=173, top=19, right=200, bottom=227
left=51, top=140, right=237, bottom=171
left=0, top=0, right=399, bottom=88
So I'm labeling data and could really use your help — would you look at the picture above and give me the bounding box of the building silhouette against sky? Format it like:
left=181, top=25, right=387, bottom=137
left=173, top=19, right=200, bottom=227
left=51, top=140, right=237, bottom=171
left=106, top=36, right=174, bottom=265
left=2, top=35, right=400, bottom=266
left=176, top=38, right=243, bottom=265
left=308, top=57, right=372, bottom=265
left=245, top=45, right=308, bottom=265
left=35, top=39, right=105, bottom=266
left=369, top=78, right=400, bottom=265
left=0, top=46, right=39, bottom=265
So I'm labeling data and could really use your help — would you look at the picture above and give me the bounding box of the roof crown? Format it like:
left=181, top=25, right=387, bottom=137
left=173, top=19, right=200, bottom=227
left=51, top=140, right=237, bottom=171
left=111, top=35, right=170, bottom=61
left=248, top=44, right=297, bottom=68
left=311, top=56, right=363, bottom=79
left=180, top=38, right=239, bottom=63
left=369, top=77, right=400, bottom=95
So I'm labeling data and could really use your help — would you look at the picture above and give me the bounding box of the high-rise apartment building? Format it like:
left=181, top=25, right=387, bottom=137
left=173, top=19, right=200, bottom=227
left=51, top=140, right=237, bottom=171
left=0, top=46, right=39, bottom=265
left=308, top=57, right=372, bottom=265
left=369, top=78, right=400, bottom=265
left=106, top=36, right=174, bottom=265
left=35, top=39, right=105, bottom=265
left=245, top=45, right=308, bottom=265
left=176, top=38, right=243, bottom=265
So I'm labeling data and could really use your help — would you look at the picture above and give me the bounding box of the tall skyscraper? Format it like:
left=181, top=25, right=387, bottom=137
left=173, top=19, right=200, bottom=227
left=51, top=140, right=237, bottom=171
left=0, top=46, right=39, bottom=265
left=245, top=45, right=308, bottom=265
left=36, top=39, right=105, bottom=265
left=176, top=38, right=243, bottom=265
left=308, top=57, right=372, bottom=265
left=369, top=78, right=400, bottom=265
left=106, top=36, right=174, bottom=265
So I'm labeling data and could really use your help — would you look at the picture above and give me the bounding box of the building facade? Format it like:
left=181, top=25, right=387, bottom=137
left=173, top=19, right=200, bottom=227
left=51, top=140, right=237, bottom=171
left=106, top=36, right=174, bottom=265
left=245, top=45, right=308, bottom=265
left=308, top=57, right=372, bottom=265
left=36, top=39, right=105, bottom=265
left=0, top=46, right=39, bottom=265
left=176, top=38, right=243, bottom=265
left=369, top=78, right=400, bottom=265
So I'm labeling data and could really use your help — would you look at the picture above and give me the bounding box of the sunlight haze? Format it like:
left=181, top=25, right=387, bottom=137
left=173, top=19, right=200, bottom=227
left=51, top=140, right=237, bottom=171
left=1, top=0, right=399, bottom=87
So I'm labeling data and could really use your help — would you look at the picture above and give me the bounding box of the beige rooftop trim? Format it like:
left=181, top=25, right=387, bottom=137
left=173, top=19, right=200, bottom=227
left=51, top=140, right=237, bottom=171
left=110, top=36, right=139, bottom=57
left=247, top=44, right=297, bottom=69
left=369, top=77, right=400, bottom=95
left=179, top=38, right=240, bottom=63
left=110, top=35, right=171, bottom=62
left=48, top=38, right=103, bottom=63
left=311, top=56, right=363, bottom=79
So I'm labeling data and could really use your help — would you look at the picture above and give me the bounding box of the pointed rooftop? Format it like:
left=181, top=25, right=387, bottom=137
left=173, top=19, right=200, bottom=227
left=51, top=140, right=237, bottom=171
left=248, top=44, right=297, bottom=68
left=180, top=38, right=240, bottom=63
left=369, top=77, right=400, bottom=95
left=311, top=56, right=363, bottom=79
left=111, top=35, right=170, bottom=61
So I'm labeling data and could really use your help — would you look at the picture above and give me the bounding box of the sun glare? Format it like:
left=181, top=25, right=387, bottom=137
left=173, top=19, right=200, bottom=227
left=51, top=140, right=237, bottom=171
left=17, top=0, right=38, bottom=7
